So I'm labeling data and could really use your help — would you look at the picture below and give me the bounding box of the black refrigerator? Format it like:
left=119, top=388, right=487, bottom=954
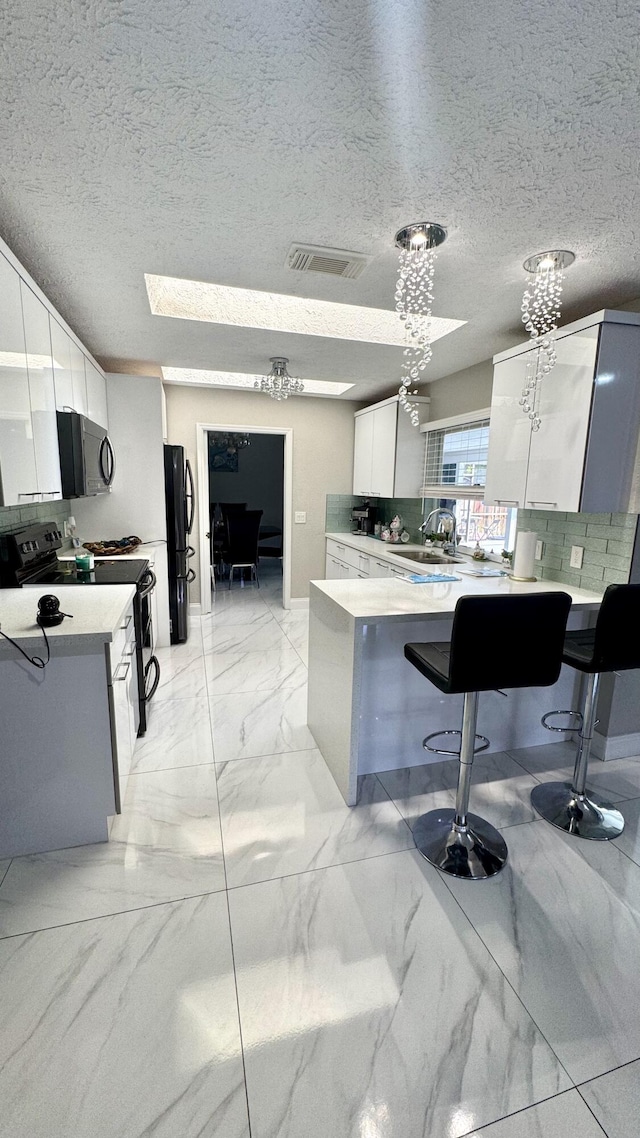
left=164, top=444, right=196, bottom=643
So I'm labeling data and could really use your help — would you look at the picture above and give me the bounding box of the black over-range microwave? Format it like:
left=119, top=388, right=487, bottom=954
left=56, top=411, right=116, bottom=498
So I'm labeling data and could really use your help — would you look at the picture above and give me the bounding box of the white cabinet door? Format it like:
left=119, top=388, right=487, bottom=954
left=0, top=252, right=38, bottom=506
left=484, top=355, right=532, bottom=508
left=370, top=402, right=398, bottom=497
left=50, top=318, right=74, bottom=411
left=85, top=359, right=108, bottom=427
left=69, top=339, right=88, bottom=416
left=353, top=410, right=374, bottom=494
left=525, top=328, right=599, bottom=512
left=20, top=283, right=62, bottom=502
left=372, top=558, right=391, bottom=578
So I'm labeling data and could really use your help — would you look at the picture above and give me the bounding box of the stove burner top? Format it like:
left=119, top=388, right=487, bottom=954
left=34, top=559, right=149, bottom=586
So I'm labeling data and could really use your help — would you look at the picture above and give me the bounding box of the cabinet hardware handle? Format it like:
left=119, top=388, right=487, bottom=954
left=125, top=642, right=136, bottom=657
left=120, top=613, right=132, bottom=629
left=18, top=492, right=41, bottom=498
left=494, top=499, right=519, bottom=506
left=114, top=660, right=131, bottom=682
left=527, top=500, right=557, bottom=506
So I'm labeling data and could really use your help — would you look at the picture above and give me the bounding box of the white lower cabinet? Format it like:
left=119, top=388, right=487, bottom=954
left=325, top=539, right=411, bottom=581
left=108, top=603, right=138, bottom=804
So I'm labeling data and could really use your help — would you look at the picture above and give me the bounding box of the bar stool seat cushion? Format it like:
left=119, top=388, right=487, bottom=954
left=404, top=643, right=451, bottom=692
left=562, top=629, right=597, bottom=672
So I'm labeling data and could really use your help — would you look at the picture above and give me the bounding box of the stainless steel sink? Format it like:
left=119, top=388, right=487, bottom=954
left=393, top=549, right=462, bottom=565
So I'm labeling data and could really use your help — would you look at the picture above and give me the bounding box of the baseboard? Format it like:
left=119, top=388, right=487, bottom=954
left=287, top=598, right=310, bottom=610
left=188, top=602, right=202, bottom=617
left=592, top=729, right=640, bottom=761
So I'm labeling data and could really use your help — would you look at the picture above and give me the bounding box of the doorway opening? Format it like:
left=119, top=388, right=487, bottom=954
left=195, top=423, right=293, bottom=615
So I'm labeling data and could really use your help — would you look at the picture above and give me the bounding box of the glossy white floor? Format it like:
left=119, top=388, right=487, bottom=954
left=2, top=563, right=640, bottom=1136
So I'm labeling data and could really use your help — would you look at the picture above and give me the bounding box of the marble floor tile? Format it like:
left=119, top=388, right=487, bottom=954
left=206, top=646, right=307, bottom=695
left=229, top=851, right=570, bottom=1138
left=445, top=818, right=640, bottom=1084
left=206, top=603, right=276, bottom=628
left=0, top=862, right=10, bottom=888
left=271, top=608, right=309, bottom=632
left=154, top=647, right=208, bottom=700
left=203, top=616, right=291, bottom=655
left=0, top=766, right=225, bottom=935
left=507, top=742, right=640, bottom=802
left=217, top=750, right=412, bottom=887
left=0, top=894, right=249, bottom=1138
left=131, top=695, right=214, bottom=773
left=466, top=1090, right=605, bottom=1137
left=281, top=621, right=309, bottom=664
left=580, top=1058, right=640, bottom=1138
left=210, top=685, right=315, bottom=763
left=378, top=751, right=540, bottom=831
left=611, top=796, right=640, bottom=866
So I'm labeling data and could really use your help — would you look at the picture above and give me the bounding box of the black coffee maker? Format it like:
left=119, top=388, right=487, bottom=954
left=351, top=500, right=378, bottom=535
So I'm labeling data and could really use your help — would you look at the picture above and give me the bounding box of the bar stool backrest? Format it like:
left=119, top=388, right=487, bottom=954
left=592, top=583, right=640, bottom=672
left=449, top=592, right=572, bottom=694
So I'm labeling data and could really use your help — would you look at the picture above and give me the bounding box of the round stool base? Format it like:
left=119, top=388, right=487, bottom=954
left=413, top=809, right=508, bottom=880
left=531, top=781, right=624, bottom=841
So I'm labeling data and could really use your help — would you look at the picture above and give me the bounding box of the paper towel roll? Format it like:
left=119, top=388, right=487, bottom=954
left=512, top=530, right=537, bottom=580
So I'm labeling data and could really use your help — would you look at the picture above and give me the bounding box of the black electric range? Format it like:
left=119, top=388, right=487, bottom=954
left=0, top=522, right=160, bottom=735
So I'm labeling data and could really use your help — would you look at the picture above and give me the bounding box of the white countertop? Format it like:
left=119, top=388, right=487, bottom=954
left=0, top=584, right=137, bottom=655
left=311, top=573, right=603, bottom=623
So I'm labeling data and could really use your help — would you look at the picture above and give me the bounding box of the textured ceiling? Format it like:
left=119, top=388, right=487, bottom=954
left=1, top=0, right=639, bottom=400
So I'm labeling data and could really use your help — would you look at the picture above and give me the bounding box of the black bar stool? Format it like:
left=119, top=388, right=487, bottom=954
left=405, top=591, right=572, bottom=880
left=532, top=583, right=640, bottom=841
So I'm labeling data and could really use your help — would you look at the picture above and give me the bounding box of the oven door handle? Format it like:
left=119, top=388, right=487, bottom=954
left=143, top=655, right=161, bottom=703
left=139, top=569, right=157, bottom=598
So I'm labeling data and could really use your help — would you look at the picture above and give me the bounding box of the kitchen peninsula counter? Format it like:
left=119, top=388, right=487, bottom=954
left=308, top=574, right=602, bottom=805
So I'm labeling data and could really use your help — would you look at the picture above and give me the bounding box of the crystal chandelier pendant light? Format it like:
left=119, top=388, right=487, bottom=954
left=394, top=222, right=447, bottom=427
left=254, top=357, right=304, bottom=400
left=519, top=249, right=575, bottom=431
left=211, top=431, right=250, bottom=451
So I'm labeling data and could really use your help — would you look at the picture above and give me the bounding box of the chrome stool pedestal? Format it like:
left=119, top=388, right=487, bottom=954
left=414, top=692, right=507, bottom=880
left=532, top=671, right=624, bottom=841
left=404, top=590, right=572, bottom=882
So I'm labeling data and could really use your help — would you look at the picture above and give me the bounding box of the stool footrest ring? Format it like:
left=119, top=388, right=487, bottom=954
left=423, top=729, right=490, bottom=757
left=541, top=709, right=583, bottom=733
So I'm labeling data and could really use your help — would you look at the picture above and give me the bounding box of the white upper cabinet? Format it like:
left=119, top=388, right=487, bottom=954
left=353, top=395, right=430, bottom=498
left=20, top=282, right=63, bottom=501
left=85, top=358, right=108, bottom=427
left=50, top=318, right=74, bottom=412
left=0, top=253, right=38, bottom=506
left=69, top=338, right=88, bottom=416
left=525, top=328, right=598, bottom=511
left=483, top=355, right=532, bottom=508
left=485, top=312, right=640, bottom=514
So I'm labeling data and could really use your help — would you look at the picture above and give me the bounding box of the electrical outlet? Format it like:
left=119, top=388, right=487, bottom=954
left=535, top=540, right=543, bottom=560
left=570, top=545, right=584, bottom=570
left=294, top=511, right=306, bottom=524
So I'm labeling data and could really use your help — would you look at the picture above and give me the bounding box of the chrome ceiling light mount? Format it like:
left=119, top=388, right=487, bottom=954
left=394, top=222, right=448, bottom=427
left=254, top=357, right=304, bottom=400
left=520, top=249, right=575, bottom=430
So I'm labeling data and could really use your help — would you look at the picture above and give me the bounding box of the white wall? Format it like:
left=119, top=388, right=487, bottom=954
left=71, top=374, right=170, bottom=646
left=426, top=359, right=493, bottom=420
left=165, top=384, right=357, bottom=598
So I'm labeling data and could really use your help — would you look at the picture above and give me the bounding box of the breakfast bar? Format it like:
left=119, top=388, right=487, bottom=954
left=308, top=574, right=602, bottom=805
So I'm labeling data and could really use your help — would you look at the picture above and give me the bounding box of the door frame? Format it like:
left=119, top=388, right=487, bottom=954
left=196, top=422, right=293, bottom=615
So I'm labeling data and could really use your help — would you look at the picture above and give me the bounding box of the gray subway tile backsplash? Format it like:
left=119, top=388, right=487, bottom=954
left=517, top=508, right=638, bottom=594
left=325, top=495, right=425, bottom=542
left=0, top=500, right=71, bottom=536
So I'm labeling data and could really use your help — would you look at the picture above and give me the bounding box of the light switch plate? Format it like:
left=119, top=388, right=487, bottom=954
left=570, top=545, right=584, bottom=569
left=535, top=540, right=543, bottom=560
left=294, top=511, right=306, bottom=524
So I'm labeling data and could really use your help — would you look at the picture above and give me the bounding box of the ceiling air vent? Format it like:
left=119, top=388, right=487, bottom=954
left=286, top=243, right=371, bottom=280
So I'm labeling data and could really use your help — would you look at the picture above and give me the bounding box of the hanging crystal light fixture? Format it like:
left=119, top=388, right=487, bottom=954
left=394, top=222, right=447, bottom=427
left=519, top=249, right=575, bottom=430
left=254, top=357, right=304, bottom=400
